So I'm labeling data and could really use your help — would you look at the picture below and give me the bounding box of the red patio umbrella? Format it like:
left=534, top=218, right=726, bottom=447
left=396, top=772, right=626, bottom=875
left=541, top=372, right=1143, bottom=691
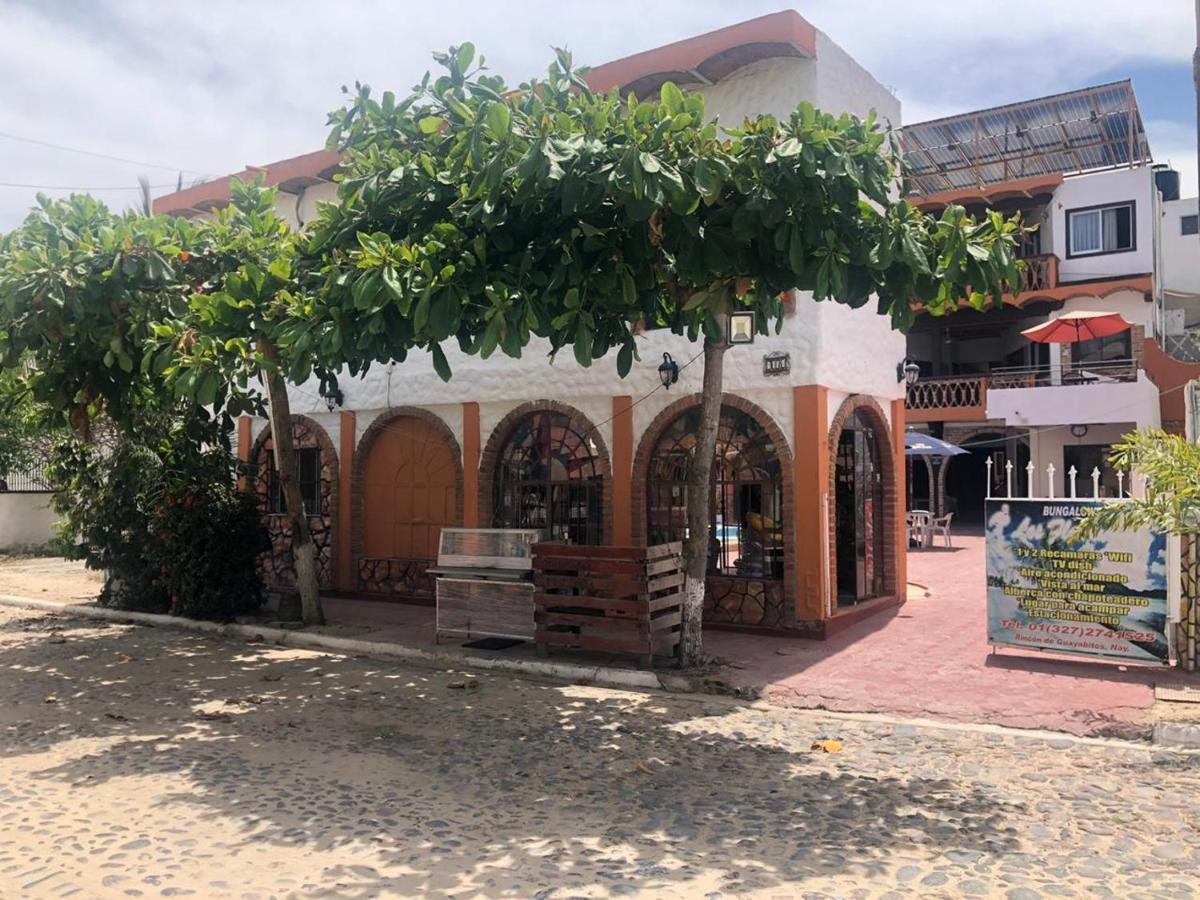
left=1020, top=310, right=1131, bottom=344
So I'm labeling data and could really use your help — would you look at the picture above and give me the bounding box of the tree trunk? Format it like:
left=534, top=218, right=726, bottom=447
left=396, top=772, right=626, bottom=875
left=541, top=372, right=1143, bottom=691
left=679, top=315, right=727, bottom=667
left=261, top=352, right=325, bottom=626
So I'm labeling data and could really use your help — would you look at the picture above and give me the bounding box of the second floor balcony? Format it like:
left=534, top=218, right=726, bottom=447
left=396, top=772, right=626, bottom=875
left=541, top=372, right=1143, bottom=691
left=906, top=359, right=1140, bottom=423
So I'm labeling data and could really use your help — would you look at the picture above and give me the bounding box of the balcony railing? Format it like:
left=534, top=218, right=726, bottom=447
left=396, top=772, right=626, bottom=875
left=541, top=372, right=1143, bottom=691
left=906, top=375, right=988, bottom=422
left=906, top=359, right=1138, bottom=420
left=1015, top=253, right=1058, bottom=293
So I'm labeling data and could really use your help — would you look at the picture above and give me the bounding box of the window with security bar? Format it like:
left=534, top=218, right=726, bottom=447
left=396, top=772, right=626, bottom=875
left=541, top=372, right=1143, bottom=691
left=646, top=406, right=784, bottom=580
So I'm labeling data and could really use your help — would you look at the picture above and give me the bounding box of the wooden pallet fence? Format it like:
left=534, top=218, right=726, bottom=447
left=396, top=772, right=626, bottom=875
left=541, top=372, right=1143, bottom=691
left=532, top=542, right=684, bottom=667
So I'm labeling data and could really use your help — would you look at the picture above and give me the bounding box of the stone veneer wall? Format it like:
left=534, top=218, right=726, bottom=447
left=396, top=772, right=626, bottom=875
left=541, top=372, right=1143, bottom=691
left=631, top=393, right=796, bottom=630
left=251, top=416, right=338, bottom=591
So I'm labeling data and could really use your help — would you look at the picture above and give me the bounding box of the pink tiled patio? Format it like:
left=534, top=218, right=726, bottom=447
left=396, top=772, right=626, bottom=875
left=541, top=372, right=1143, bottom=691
left=314, top=531, right=1198, bottom=738
left=707, top=531, right=1198, bottom=738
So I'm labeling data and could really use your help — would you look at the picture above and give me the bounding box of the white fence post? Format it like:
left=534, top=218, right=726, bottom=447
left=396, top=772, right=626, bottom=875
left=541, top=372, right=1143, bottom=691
left=1005, top=460, right=1013, bottom=500
left=1091, top=466, right=1101, bottom=499
left=1068, top=465, right=1077, bottom=499
left=1026, top=461, right=1035, bottom=499
left=985, top=457, right=993, bottom=499
left=1047, top=463, right=1056, bottom=499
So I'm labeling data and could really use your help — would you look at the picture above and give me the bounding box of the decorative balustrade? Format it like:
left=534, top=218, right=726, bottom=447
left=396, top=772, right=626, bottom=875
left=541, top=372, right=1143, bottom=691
left=1016, top=253, right=1058, bottom=293
left=906, top=376, right=986, bottom=422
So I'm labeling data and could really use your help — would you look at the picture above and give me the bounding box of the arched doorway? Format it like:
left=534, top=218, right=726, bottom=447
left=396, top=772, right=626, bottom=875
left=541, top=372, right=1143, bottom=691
left=490, top=409, right=606, bottom=544
left=357, top=412, right=461, bottom=598
left=632, top=394, right=795, bottom=629
left=834, top=409, right=886, bottom=606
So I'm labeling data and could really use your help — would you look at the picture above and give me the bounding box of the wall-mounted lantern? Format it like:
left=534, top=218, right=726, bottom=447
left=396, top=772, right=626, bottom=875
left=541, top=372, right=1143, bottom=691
left=322, top=386, right=345, bottom=413
left=897, top=359, right=920, bottom=387
left=658, top=352, right=679, bottom=389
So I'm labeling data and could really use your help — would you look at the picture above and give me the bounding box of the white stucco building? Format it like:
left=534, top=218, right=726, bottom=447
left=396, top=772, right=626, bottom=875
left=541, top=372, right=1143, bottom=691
left=155, top=11, right=913, bottom=637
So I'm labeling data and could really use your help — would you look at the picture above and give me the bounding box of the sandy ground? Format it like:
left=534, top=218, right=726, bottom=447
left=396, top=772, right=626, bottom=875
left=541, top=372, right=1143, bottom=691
left=1, top=605, right=1199, bottom=899
left=0, top=555, right=102, bottom=604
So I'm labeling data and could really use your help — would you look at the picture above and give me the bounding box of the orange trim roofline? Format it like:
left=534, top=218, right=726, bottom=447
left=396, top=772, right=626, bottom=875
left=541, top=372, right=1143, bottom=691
left=152, top=148, right=342, bottom=217
left=909, top=173, right=1064, bottom=212
left=910, top=274, right=1153, bottom=315
left=156, top=12, right=821, bottom=217
left=585, top=10, right=817, bottom=96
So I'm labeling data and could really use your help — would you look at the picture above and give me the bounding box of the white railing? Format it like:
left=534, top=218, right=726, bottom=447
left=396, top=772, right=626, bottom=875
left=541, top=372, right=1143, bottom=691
left=986, top=459, right=1142, bottom=501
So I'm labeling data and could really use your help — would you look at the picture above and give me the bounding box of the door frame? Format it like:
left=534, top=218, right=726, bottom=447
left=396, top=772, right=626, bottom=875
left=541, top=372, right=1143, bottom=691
left=351, top=408, right=464, bottom=591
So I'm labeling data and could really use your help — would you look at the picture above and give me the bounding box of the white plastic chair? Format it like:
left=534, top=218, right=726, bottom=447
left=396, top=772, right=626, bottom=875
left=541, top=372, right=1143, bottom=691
left=930, top=512, right=954, bottom=548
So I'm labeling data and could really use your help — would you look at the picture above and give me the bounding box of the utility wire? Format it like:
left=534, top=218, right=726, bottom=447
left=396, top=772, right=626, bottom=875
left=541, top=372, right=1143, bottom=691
left=0, top=181, right=178, bottom=191
left=0, top=129, right=210, bottom=176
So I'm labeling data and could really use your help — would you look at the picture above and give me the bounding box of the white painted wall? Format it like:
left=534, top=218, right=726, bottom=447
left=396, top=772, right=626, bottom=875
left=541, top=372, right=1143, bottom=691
left=1027, top=421, right=1139, bottom=497
left=1161, top=196, right=1200, bottom=332
left=1048, top=167, right=1157, bottom=283
left=812, top=30, right=902, bottom=129
left=988, top=374, right=1160, bottom=430
left=0, top=494, right=58, bottom=551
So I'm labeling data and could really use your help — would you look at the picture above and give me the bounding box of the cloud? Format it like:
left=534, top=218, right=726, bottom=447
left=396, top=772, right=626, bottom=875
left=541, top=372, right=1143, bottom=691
left=0, top=0, right=1193, bottom=230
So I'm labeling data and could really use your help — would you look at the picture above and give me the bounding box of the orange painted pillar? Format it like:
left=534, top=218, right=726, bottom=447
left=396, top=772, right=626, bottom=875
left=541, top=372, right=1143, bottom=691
left=462, top=402, right=481, bottom=527
left=891, top=398, right=907, bottom=601
left=337, top=410, right=356, bottom=593
left=611, top=395, right=634, bottom=546
left=792, top=386, right=830, bottom=623
left=237, top=415, right=253, bottom=491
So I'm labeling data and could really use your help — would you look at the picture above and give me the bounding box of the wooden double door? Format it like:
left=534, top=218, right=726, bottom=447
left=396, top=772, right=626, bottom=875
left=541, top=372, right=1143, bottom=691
left=362, top=416, right=458, bottom=564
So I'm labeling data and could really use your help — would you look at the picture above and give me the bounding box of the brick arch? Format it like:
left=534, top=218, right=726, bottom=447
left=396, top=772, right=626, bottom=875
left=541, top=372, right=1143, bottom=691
left=478, top=400, right=613, bottom=543
left=351, top=407, right=464, bottom=594
left=250, top=415, right=339, bottom=591
left=827, top=394, right=897, bottom=601
left=631, top=393, right=796, bottom=629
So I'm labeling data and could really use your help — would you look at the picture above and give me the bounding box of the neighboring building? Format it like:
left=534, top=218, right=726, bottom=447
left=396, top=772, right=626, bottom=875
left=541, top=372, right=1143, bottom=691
left=154, top=11, right=913, bottom=637
left=1160, top=192, right=1200, bottom=360
left=900, top=82, right=1200, bottom=521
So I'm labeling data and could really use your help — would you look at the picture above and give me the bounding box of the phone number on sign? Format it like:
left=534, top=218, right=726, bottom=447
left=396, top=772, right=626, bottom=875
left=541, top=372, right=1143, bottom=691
left=999, top=620, right=1155, bottom=643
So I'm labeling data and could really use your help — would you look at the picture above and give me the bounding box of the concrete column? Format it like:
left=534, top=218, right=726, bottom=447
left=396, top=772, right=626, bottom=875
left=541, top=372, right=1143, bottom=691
left=337, top=410, right=356, bottom=592
left=237, top=416, right=253, bottom=492
left=792, top=385, right=830, bottom=622
left=611, top=395, right=634, bottom=546
left=462, top=402, right=481, bottom=527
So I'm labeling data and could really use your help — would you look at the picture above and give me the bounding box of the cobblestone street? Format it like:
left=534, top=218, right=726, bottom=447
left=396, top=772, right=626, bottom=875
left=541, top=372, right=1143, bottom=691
left=1, top=605, right=1199, bottom=899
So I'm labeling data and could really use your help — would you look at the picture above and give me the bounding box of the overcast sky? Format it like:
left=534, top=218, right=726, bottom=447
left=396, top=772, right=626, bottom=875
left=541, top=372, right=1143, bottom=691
left=1, top=1, right=1195, bottom=231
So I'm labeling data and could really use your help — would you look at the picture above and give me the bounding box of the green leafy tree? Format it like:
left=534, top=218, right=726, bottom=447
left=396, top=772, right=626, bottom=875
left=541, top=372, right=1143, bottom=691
left=156, top=180, right=329, bottom=624
left=0, top=194, right=205, bottom=440
left=0, top=190, right=302, bottom=621
left=1076, top=430, right=1200, bottom=538
left=302, top=45, right=1025, bottom=664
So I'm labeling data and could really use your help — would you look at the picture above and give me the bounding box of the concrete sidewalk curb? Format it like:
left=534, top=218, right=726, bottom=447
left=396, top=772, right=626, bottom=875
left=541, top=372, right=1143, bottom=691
left=1152, top=722, right=1200, bottom=749
left=0, top=593, right=696, bottom=695
left=6, top=593, right=1197, bottom=754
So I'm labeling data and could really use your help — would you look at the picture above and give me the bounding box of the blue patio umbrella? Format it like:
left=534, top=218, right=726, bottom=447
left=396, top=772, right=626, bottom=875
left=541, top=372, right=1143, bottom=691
left=904, top=432, right=968, bottom=457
